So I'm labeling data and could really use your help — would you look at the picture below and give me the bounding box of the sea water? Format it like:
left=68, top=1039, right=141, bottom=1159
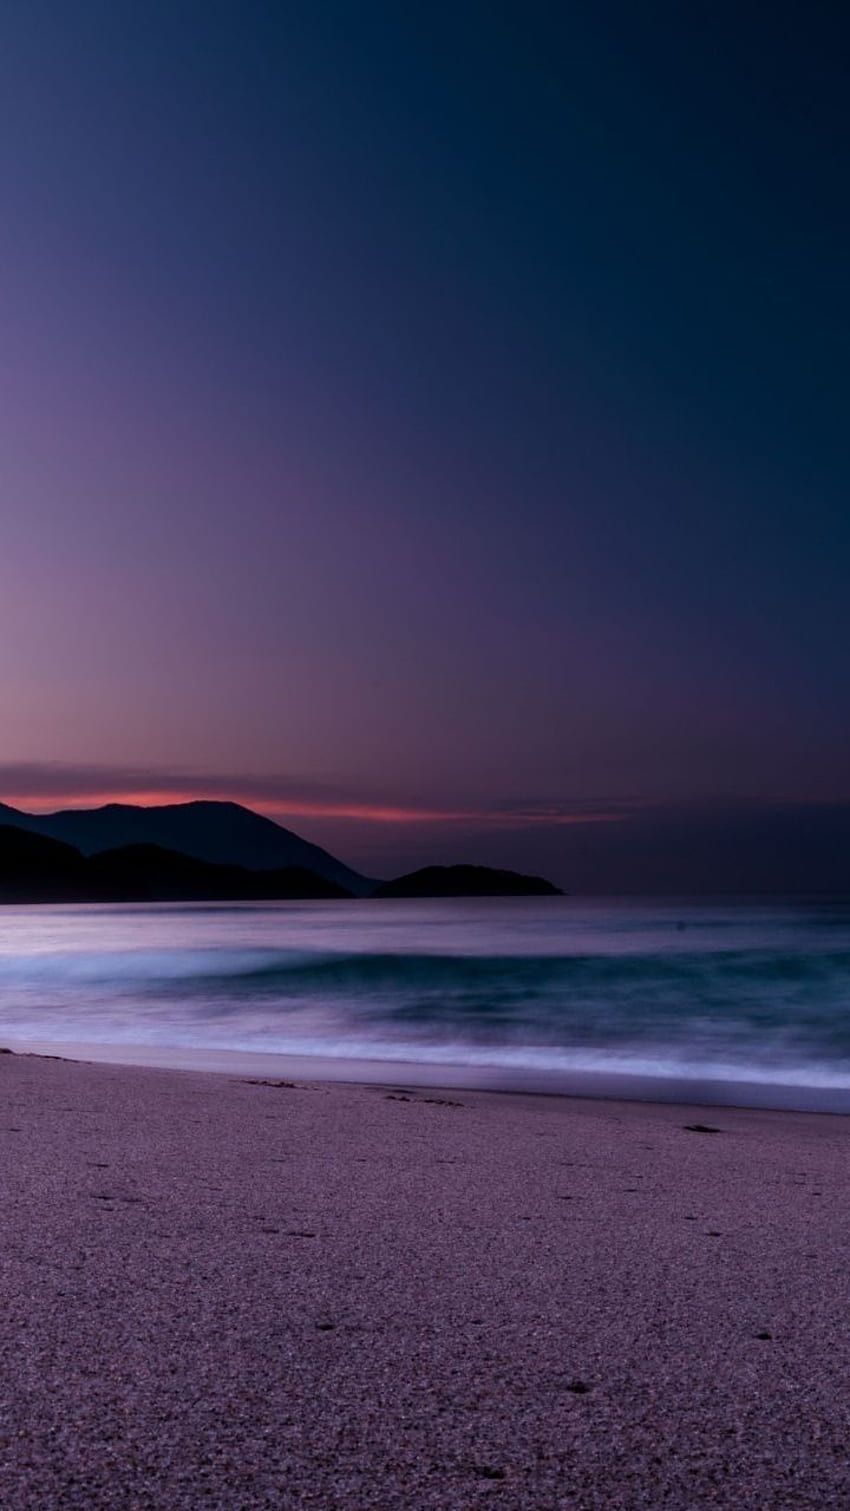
left=1, top=896, right=849, bottom=1111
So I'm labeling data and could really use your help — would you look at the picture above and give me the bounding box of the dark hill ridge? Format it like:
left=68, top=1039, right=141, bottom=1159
left=374, top=864, right=563, bottom=898
left=0, top=800, right=373, bottom=896
left=0, top=828, right=351, bottom=903
left=0, top=826, right=91, bottom=902
left=86, top=845, right=351, bottom=901
left=0, top=802, right=564, bottom=901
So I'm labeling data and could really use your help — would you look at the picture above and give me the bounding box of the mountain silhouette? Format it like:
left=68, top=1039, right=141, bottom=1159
left=0, top=803, right=564, bottom=901
left=0, top=826, right=91, bottom=902
left=374, top=864, right=563, bottom=897
left=86, top=844, right=352, bottom=901
left=0, top=827, right=353, bottom=903
left=0, top=800, right=373, bottom=895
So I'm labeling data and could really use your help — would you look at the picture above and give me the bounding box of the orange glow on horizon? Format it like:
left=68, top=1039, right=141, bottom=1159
left=6, top=788, right=625, bottom=827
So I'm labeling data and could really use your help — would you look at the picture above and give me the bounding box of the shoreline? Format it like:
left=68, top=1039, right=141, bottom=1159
left=3, top=1033, right=850, bottom=1115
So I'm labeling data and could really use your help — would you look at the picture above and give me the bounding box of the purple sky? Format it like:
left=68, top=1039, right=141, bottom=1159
left=1, top=3, right=847, bottom=887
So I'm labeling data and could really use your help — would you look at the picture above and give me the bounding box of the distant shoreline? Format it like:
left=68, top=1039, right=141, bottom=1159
left=0, top=818, right=561, bottom=902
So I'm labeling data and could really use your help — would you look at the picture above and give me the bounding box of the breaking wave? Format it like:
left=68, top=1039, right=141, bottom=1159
left=1, top=896, right=849, bottom=1107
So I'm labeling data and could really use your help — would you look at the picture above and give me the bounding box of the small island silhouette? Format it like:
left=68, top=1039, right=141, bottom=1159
left=374, top=865, right=562, bottom=898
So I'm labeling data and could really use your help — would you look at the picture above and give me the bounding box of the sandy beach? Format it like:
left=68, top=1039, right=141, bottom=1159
left=2, top=1052, right=848, bottom=1509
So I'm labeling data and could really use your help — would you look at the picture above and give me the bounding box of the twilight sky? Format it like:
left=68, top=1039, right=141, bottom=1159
left=1, top=2, right=847, bottom=887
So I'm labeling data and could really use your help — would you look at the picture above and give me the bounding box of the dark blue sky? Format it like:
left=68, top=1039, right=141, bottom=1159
left=1, top=1, right=847, bottom=885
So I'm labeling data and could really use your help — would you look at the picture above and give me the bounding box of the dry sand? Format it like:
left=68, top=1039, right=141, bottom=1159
left=1, top=1051, right=848, bottom=1510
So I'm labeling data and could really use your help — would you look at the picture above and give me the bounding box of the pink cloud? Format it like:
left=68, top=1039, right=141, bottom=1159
left=0, top=763, right=627, bottom=827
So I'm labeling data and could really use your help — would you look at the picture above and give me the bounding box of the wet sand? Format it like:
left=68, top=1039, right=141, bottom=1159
left=1, top=1051, right=848, bottom=1509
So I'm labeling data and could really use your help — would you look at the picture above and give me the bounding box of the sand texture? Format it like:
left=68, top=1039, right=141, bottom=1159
left=1, top=1052, right=848, bottom=1509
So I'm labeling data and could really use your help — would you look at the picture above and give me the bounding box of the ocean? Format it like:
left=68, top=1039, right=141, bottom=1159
left=2, top=896, right=849, bottom=1111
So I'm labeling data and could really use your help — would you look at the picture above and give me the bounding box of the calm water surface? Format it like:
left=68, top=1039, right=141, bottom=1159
left=2, top=897, right=849, bottom=1110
